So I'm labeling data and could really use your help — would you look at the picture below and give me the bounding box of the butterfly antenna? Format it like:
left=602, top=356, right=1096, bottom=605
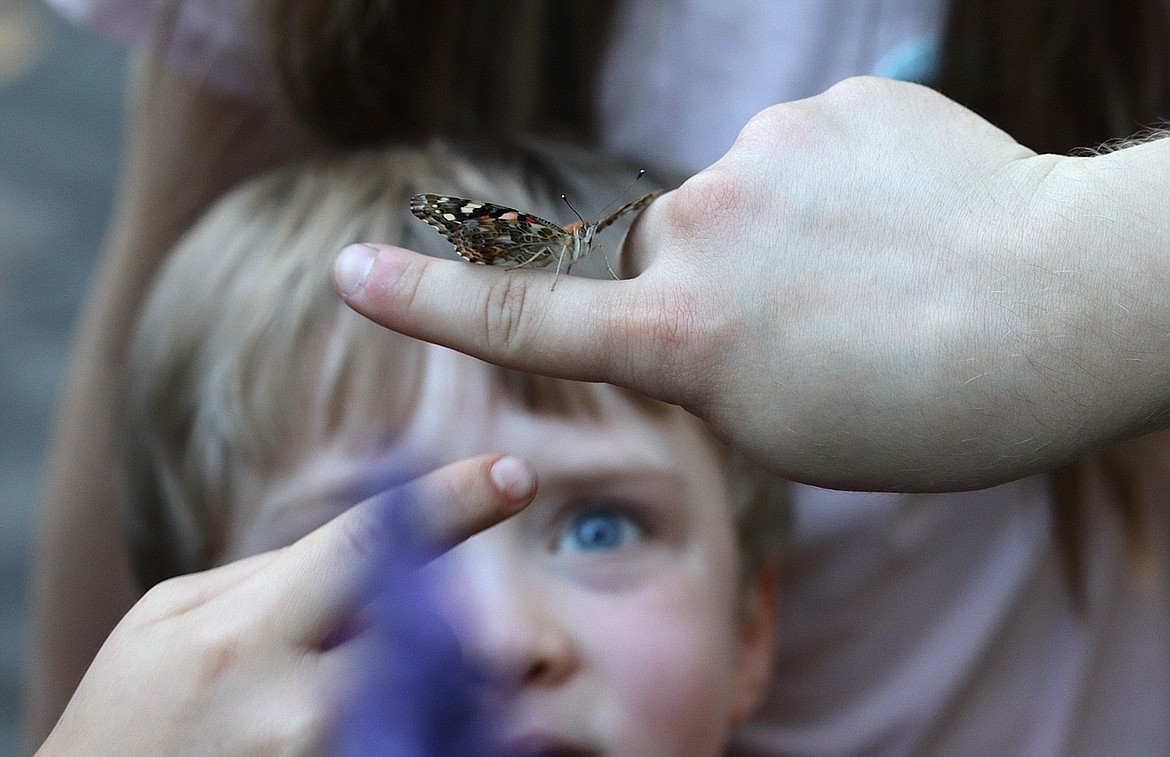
left=561, top=193, right=586, bottom=224
left=592, top=169, right=649, bottom=218
left=625, top=169, right=647, bottom=193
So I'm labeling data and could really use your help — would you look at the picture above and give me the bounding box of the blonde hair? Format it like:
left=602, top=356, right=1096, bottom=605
left=121, top=140, right=789, bottom=588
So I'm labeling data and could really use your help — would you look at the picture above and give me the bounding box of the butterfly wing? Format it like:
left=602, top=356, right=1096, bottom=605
left=410, top=194, right=569, bottom=267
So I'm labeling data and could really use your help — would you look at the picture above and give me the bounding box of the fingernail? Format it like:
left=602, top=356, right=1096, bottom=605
left=334, top=243, right=377, bottom=296
left=489, top=456, right=537, bottom=505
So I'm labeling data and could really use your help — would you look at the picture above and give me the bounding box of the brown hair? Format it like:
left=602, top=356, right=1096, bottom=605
left=935, top=0, right=1170, bottom=154
left=267, top=0, right=1170, bottom=155
left=263, top=0, right=618, bottom=148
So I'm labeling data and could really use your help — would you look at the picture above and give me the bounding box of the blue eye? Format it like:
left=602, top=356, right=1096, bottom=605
left=557, top=508, right=642, bottom=553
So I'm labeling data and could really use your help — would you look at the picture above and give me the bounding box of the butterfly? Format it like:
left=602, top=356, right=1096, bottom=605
left=410, top=188, right=663, bottom=289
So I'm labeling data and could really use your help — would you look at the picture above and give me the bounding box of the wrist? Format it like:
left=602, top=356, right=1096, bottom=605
left=1018, top=140, right=1170, bottom=449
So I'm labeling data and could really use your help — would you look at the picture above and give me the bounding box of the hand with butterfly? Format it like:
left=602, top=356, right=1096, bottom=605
left=410, top=188, right=662, bottom=289
left=335, top=77, right=1170, bottom=492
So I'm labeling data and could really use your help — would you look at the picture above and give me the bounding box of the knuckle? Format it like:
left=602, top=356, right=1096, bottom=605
left=255, top=697, right=331, bottom=757
left=389, top=256, right=425, bottom=306
left=129, top=573, right=205, bottom=625
left=826, top=74, right=894, bottom=103
left=823, top=74, right=876, bottom=99
left=736, top=102, right=786, bottom=141
left=132, top=577, right=184, bottom=618
left=481, top=273, right=532, bottom=356
left=730, top=80, right=891, bottom=160
left=733, top=101, right=811, bottom=153
left=186, top=616, right=251, bottom=686
left=334, top=501, right=393, bottom=564
left=821, top=76, right=914, bottom=124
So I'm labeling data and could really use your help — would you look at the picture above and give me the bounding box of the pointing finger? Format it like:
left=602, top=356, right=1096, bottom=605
left=377, top=454, right=538, bottom=553
left=259, top=454, right=536, bottom=644
left=332, top=242, right=646, bottom=387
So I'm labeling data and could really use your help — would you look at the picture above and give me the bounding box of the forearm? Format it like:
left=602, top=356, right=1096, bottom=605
left=1021, top=135, right=1170, bottom=453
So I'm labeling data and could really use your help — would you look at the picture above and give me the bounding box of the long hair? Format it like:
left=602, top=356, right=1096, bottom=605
left=935, top=0, right=1170, bottom=154
left=263, top=0, right=618, bottom=147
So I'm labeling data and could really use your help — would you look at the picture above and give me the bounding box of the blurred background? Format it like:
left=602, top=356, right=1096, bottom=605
left=0, top=0, right=126, bottom=752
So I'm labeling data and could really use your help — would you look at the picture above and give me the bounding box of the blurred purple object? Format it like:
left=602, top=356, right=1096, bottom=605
left=332, top=483, right=504, bottom=757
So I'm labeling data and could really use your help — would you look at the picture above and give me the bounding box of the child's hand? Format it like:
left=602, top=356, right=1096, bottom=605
left=36, top=455, right=535, bottom=756
left=335, top=77, right=1170, bottom=492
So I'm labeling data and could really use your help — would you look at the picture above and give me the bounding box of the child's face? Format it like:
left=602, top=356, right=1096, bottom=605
left=224, top=345, right=776, bottom=757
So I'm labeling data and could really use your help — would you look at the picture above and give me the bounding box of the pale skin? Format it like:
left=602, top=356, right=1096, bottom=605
left=334, top=77, right=1170, bottom=492
left=34, top=71, right=1170, bottom=751
left=38, top=347, right=777, bottom=755
left=29, top=46, right=788, bottom=750
left=35, top=454, right=537, bottom=756
left=220, top=345, right=778, bottom=757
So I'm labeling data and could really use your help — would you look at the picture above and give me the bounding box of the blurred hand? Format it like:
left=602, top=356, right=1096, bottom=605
left=37, top=455, right=536, bottom=756
left=335, top=77, right=1170, bottom=491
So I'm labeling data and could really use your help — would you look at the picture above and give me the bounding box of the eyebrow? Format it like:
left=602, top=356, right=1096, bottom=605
left=534, top=465, right=692, bottom=499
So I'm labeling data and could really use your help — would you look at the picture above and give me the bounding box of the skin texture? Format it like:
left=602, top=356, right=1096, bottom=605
left=221, top=344, right=779, bottom=757
left=334, top=78, right=1170, bottom=492
left=35, top=455, right=536, bottom=756
left=38, top=321, right=777, bottom=754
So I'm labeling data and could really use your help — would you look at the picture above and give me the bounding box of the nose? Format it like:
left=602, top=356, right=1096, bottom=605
left=450, top=550, right=580, bottom=690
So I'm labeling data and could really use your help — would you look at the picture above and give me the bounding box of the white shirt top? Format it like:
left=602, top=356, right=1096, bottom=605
left=48, top=0, right=1170, bottom=752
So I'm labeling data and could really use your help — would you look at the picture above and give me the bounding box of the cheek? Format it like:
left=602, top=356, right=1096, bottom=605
left=582, top=578, right=741, bottom=754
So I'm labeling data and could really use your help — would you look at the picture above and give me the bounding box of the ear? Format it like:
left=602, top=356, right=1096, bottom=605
left=727, top=560, right=781, bottom=727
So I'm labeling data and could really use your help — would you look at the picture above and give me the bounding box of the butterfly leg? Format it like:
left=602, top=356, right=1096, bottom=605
left=596, top=244, right=619, bottom=281
left=550, top=248, right=568, bottom=291
left=503, top=248, right=550, bottom=271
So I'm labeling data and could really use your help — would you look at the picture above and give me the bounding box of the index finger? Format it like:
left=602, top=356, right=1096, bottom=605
left=260, top=454, right=536, bottom=643
left=332, top=242, right=644, bottom=386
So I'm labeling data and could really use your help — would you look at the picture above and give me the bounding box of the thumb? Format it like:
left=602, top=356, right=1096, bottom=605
left=333, top=242, right=648, bottom=386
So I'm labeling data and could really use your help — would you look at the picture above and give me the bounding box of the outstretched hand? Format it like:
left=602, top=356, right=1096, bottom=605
left=336, top=78, right=1170, bottom=491
left=37, top=455, right=536, bottom=756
